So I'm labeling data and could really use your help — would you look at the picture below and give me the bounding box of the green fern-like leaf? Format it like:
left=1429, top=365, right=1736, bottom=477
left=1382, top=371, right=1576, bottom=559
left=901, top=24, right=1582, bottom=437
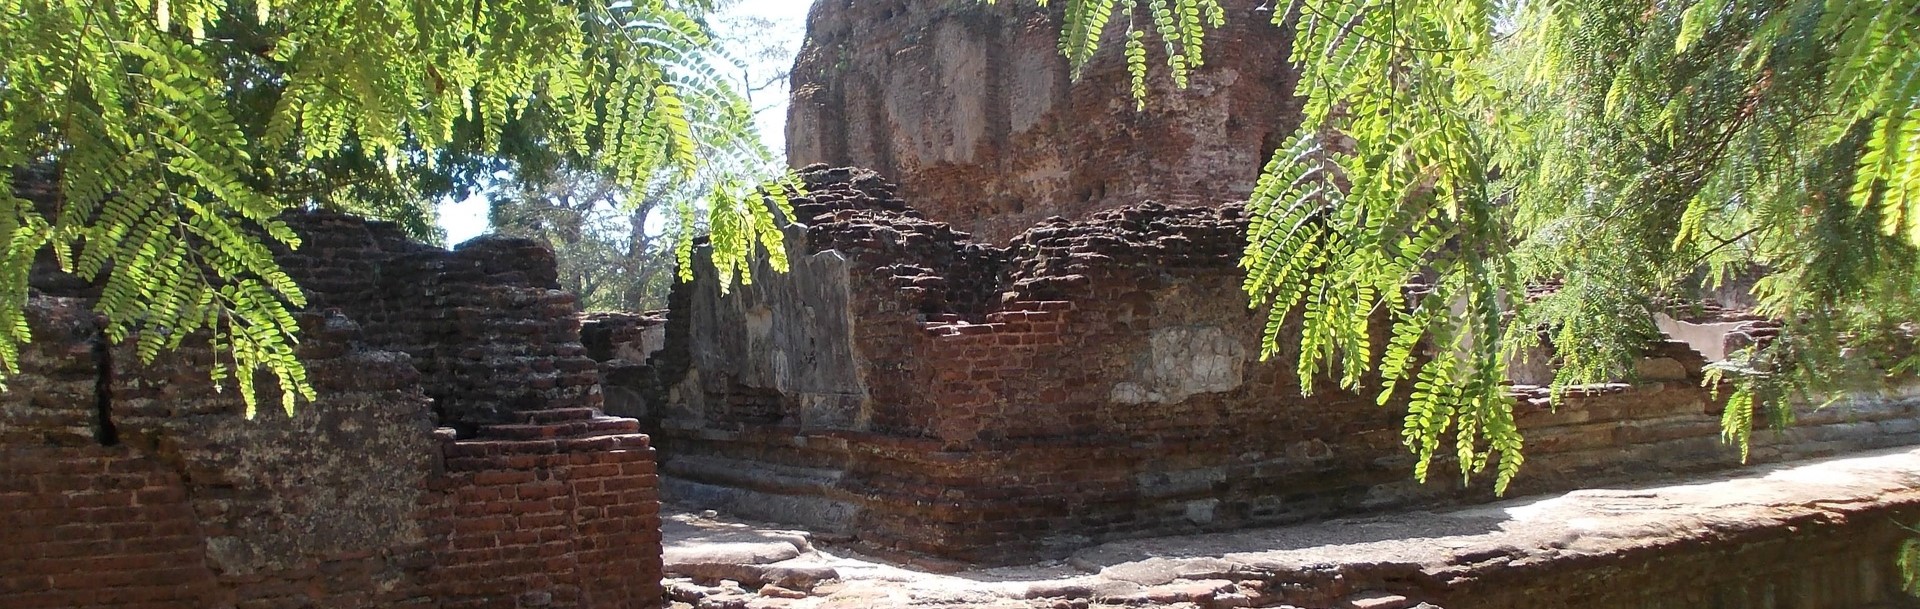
left=1900, top=534, right=1920, bottom=598
left=994, top=0, right=1224, bottom=100
left=1, top=0, right=787, bottom=413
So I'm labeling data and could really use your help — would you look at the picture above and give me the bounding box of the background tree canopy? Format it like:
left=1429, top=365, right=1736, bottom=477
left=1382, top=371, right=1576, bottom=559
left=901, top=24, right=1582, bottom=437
left=484, top=2, right=802, bottom=315
left=488, top=169, right=678, bottom=313
left=1043, top=0, right=1918, bottom=492
left=0, top=0, right=796, bottom=416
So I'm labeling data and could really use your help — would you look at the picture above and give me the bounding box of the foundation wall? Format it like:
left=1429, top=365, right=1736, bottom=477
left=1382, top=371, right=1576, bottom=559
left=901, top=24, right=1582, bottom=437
left=1440, top=503, right=1920, bottom=609
left=614, top=168, right=1920, bottom=563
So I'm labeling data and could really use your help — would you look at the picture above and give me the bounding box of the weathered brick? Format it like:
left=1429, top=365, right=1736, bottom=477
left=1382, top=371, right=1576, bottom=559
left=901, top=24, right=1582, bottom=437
left=629, top=166, right=1920, bottom=565
left=5, top=210, right=665, bottom=609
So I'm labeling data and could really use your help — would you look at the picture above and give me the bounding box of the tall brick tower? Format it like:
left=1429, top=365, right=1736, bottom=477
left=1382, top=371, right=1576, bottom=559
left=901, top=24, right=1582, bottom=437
left=785, top=0, right=1302, bottom=243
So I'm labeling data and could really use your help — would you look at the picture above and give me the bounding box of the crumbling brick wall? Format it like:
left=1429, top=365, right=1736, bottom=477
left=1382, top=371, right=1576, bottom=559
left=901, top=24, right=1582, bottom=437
left=1, top=295, right=444, bottom=608
left=275, top=214, right=605, bottom=435
left=281, top=214, right=667, bottom=608
left=614, top=167, right=1920, bottom=563
left=2, top=211, right=664, bottom=608
left=786, top=0, right=1303, bottom=243
left=582, top=312, right=669, bottom=427
left=430, top=416, right=662, bottom=609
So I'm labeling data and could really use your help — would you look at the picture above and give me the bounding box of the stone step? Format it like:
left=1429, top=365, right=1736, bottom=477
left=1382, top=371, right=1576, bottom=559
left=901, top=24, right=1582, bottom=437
left=557, top=432, right=652, bottom=452
left=525, top=408, right=600, bottom=424
left=586, top=416, right=641, bottom=435
left=478, top=423, right=588, bottom=440
left=476, top=416, right=643, bottom=442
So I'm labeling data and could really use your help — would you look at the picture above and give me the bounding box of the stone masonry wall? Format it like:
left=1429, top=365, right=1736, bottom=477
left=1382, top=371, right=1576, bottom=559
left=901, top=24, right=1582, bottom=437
left=611, top=167, right=1920, bottom=563
left=787, top=0, right=1302, bottom=243
left=2, top=211, right=664, bottom=608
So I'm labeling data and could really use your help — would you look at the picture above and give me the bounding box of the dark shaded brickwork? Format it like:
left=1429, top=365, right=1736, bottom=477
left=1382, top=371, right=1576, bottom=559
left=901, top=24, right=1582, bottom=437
left=274, top=214, right=605, bottom=435
left=1435, top=503, right=1920, bottom=609
left=0, top=444, right=224, bottom=608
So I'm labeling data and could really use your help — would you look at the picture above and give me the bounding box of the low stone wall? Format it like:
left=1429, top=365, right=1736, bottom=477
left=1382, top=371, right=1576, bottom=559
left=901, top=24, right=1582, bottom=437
left=612, top=167, right=1920, bottom=563
left=1445, top=510, right=1920, bottom=609
left=2, top=212, right=665, bottom=608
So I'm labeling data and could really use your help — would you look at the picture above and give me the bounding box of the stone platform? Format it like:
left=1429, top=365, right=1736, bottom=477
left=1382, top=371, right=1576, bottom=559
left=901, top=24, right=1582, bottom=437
left=661, top=447, right=1920, bottom=609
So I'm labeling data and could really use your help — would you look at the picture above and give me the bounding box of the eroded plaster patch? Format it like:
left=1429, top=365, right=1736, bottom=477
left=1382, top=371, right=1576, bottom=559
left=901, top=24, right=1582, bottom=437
left=1112, top=325, right=1249, bottom=405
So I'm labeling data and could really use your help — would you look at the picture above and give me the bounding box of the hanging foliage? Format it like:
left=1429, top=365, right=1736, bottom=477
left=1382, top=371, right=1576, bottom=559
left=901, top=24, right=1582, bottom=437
left=0, top=0, right=790, bottom=416
left=1040, top=0, right=1920, bottom=493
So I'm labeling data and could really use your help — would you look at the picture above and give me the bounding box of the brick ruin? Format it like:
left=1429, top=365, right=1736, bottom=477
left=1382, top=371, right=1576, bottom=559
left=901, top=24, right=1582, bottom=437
left=6, top=1, right=1920, bottom=606
left=592, top=166, right=1920, bottom=565
left=786, top=0, right=1302, bottom=243
left=651, top=0, right=1920, bottom=571
left=2, top=209, right=664, bottom=609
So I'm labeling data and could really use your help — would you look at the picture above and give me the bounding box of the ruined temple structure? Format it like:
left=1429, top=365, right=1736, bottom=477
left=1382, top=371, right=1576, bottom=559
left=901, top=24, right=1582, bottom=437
left=9, top=0, right=1920, bottom=606
left=1, top=206, right=666, bottom=608
left=652, top=4, right=1920, bottom=582
left=591, top=166, right=1920, bottom=570
left=786, top=0, right=1303, bottom=243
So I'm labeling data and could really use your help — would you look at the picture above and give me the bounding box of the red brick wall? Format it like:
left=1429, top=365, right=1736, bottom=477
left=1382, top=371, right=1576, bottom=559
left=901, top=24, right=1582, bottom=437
left=0, top=295, right=448, bottom=608
left=4, top=210, right=667, bottom=608
left=2, top=417, right=666, bottom=609
left=431, top=419, right=663, bottom=609
left=0, top=446, right=220, bottom=608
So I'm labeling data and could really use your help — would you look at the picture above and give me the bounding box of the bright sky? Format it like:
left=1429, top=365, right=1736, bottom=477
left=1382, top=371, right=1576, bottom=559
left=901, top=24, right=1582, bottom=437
left=437, top=0, right=812, bottom=245
left=726, top=0, right=812, bottom=155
